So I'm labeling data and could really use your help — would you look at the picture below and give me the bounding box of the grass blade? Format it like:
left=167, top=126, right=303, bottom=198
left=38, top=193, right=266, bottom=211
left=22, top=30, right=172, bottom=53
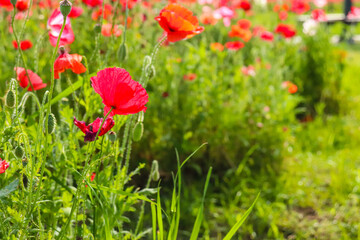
left=223, top=192, right=260, bottom=240
left=190, top=167, right=212, bottom=240
left=151, top=203, right=157, bottom=240
left=156, top=186, right=163, bottom=240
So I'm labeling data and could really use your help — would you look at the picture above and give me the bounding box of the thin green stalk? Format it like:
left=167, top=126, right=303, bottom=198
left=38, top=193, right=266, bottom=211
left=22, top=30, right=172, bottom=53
left=11, top=8, right=34, bottom=91
left=58, top=107, right=114, bottom=239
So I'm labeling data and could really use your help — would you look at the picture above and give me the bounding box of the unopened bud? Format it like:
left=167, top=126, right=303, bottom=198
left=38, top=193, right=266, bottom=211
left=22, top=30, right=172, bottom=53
left=94, top=24, right=101, bottom=34
left=5, top=90, right=16, bottom=108
left=117, top=43, right=127, bottom=62
left=60, top=0, right=72, bottom=17
left=151, top=160, right=160, bottom=181
left=14, top=145, right=25, bottom=159
left=108, top=131, right=116, bottom=142
left=43, top=113, right=57, bottom=134
left=132, top=122, right=143, bottom=142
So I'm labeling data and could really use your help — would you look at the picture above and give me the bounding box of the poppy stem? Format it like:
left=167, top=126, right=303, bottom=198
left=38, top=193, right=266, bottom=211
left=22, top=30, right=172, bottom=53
left=11, top=8, right=34, bottom=92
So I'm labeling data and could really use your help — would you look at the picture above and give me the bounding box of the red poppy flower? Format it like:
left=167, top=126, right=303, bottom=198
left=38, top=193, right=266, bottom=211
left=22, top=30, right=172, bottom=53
left=162, top=92, right=169, bottom=98
left=82, top=0, right=102, bottom=7
left=90, top=172, right=96, bottom=181
left=68, top=7, right=83, bottom=18
left=15, top=67, right=47, bottom=91
left=291, top=0, right=310, bottom=14
left=54, top=52, right=86, bottom=79
left=279, top=10, right=288, bottom=21
left=0, top=159, right=9, bottom=174
left=12, top=40, right=33, bottom=50
left=260, top=31, right=274, bottom=42
left=237, top=19, right=251, bottom=29
left=237, top=0, right=251, bottom=11
left=74, top=117, right=115, bottom=142
left=275, top=24, right=296, bottom=38
left=91, top=67, right=148, bottom=117
left=0, top=0, right=13, bottom=10
left=101, top=23, right=122, bottom=37
left=91, top=4, right=112, bottom=20
left=155, top=3, right=204, bottom=42
left=47, top=9, right=75, bottom=47
left=210, top=42, right=224, bottom=51
left=183, top=73, right=197, bottom=81
left=225, top=41, right=245, bottom=50
left=228, top=25, right=252, bottom=42
left=282, top=81, right=298, bottom=94
left=311, top=9, right=327, bottom=21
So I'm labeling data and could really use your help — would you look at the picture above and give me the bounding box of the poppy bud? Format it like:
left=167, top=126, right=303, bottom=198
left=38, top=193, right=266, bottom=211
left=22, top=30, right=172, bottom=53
left=60, top=0, right=72, bottom=17
left=10, top=0, right=17, bottom=7
left=14, top=145, right=25, bottom=159
left=5, top=90, right=16, bottom=108
left=117, top=43, right=127, bottom=62
left=146, top=65, right=156, bottom=79
left=94, top=24, right=101, bottom=34
left=151, top=160, right=160, bottom=181
left=43, top=113, right=57, bottom=134
left=132, top=122, right=143, bottom=142
left=108, top=131, right=116, bottom=142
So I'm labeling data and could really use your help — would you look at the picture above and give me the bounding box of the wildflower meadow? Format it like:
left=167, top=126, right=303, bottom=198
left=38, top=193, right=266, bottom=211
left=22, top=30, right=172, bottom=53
left=0, top=0, right=360, bottom=238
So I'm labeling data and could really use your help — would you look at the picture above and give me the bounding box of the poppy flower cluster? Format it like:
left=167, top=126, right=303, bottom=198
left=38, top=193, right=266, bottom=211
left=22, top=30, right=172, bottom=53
left=155, top=3, right=204, bottom=42
left=47, top=9, right=75, bottom=47
left=183, top=73, right=197, bottom=81
left=282, top=81, right=298, bottom=94
left=275, top=24, right=296, bottom=38
left=311, top=9, right=327, bottom=21
left=15, top=67, right=47, bottom=91
left=228, top=19, right=252, bottom=42
left=12, top=40, right=32, bottom=51
left=0, top=159, right=9, bottom=174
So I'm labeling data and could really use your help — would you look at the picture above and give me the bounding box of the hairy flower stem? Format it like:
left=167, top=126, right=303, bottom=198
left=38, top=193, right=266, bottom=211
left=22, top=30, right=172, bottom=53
left=58, top=107, right=114, bottom=239
left=23, top=17, right=66, bottom=234
left=11, top=8, right=34, bottom=92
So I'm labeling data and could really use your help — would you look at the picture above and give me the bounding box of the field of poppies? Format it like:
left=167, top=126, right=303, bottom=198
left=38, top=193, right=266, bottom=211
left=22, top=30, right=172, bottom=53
left=1, top=0, right=360, bottom=238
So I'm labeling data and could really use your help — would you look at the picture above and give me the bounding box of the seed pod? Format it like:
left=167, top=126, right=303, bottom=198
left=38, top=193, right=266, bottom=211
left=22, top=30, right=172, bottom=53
left=132, top=122, right=143, bottom=142
left=151, top=160, right=160, bottom=181
left=43, top=113, right=57, bottom=134
left=14, top=145, right=25, bottom=159
left=10, top=0, right=17, bottom=7
left=60, top=0, right=72, bottom=17
left=5, top=90, right=16, bottom=108
left=94, top=24, right=101, bottom=34
left=117, top=43, right=127, bottom=62
left=108, top=131, right=116, bottom=142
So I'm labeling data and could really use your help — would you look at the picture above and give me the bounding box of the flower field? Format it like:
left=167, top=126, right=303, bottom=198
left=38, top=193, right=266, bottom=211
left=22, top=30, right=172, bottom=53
left=1, top=0, right=360, bottom=238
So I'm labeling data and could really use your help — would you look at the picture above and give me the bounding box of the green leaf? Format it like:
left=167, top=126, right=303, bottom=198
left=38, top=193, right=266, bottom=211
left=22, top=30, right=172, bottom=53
left=223, top=192, right=261, bottom=240
left=0, top=179, right=19, bottom=199
left=190, top=167, right=212, bottom=240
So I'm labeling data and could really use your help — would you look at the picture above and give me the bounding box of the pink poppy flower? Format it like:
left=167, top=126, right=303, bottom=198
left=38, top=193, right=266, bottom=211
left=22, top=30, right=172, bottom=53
left=47, top=9, right=74, bottom=47
left=213, top=6, right=235, bottom=27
